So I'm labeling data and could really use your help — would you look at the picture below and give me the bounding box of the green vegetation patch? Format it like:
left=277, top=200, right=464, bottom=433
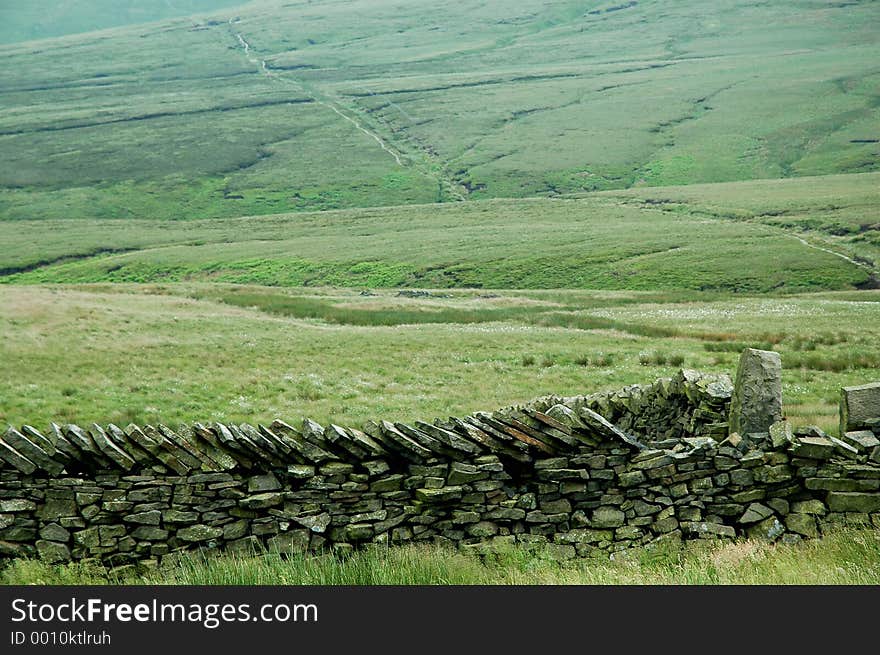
left=1, top=193, right=871, bottom=292
left=3, top=529, right=879, bottom=585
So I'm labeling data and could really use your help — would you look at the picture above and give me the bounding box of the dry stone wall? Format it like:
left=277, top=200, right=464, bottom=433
left=1, top=364, right=879, bottom=568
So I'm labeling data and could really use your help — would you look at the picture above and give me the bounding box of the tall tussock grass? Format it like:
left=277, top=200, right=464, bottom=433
left=3, top=528, right=879, bottom=586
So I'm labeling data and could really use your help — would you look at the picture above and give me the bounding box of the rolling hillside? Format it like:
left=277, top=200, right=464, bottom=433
left=1, top=174, right=877, bottom=292
left=0, top=1, right=246, bottom=44
left=1, top=0, right=877, bottom=220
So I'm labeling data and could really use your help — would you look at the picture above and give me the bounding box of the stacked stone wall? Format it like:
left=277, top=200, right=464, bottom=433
left=1, top=364, right=878, bottom=568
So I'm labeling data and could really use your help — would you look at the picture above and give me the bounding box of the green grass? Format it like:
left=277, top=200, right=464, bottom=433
left=1, top=284, right=878, bottom=434
left=2, top=1, right=879, bottom=587
left=600, top=172, right=880, bottom=267
left=1, top=1, right=878, bottom=219
left=3, top=528, right=879, bottom=585
left=2, top=180, right=876, bottom=292
left=0, top=1, right=245, bottom=44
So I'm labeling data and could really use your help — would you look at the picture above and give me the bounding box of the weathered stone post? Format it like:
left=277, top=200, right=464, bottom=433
left=840, top=382, right=880, bottom=436
left=728, top=348, right=783, bottom=435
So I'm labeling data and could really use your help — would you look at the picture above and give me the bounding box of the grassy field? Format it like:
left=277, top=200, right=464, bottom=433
left=2, top=283, right=878, bottom=434
left=1, top=0, right=877, bottom=219
left=1, top=1, right=879, bottom=585
left=2, top=174, right=877, bottom=291
left=3, top=528, right=879, bottom=585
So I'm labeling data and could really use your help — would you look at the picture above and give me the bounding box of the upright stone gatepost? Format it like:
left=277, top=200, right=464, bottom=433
left=840, top=382, right=880, bottom=436
left=728, top=348, right=783, bottom=435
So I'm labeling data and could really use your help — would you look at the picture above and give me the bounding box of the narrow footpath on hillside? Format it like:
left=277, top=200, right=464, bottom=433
left=788, top=234, right=874, bottom=272
left=224, top=20, right=466, bottom=201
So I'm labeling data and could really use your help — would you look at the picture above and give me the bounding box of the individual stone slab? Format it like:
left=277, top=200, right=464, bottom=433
left=269, top=420, right=334, bottom=464
left=376, top=421, right=431, bottom=462
left=40, top=523, right=70, bottom=542
left=446, top=462, right=487, bottom=485
left=681, top=522, right=737, bottom=539
left=48, top=424, right=82, bottom=466
left=785, top=513, right=818, bottom=538
left=192, top=422, right=248, bottom=469
left=840, top=383, right=880, bottom=434
left=89, top=425, right=136, bottom=471
left=1, top=500, right=36, bottom=512
left=301, top=419, right=331, bottom=450
left=324, top=424, right=371, bottom=460
left=738, top=503, right=774, bottom=524
left=239, top=493, right=283, bottom=510
left=448, top=417, right=530, bottom=463
left=267, top=530, right=311, bottom=553
left=248, top=473, right=281, bottom=493
left=292, top=512, right=331, bottom=533
left=126, top=424, right=188, bottom=474
left=123, top=510, right=162, bottom=525
left=791, top=436, right=835, bottom=461
left=840, top=430, right=880, bottom=452
left=131, top=527, right=169, bottom=541
left=163, top=510, right=199, bottom=524
left=237, top=424, right=286, bottom=465
left=790, top=500, right=826, bottom=516
left=729, top=348, right=783, bottom=435
left=105, top=424, right=154, bottom=467
left=63, top=424, right=112, bottom=467
left=37, top=499, right=78, bottom=521
left=769, top=420, right=794, bottom=448
left=4, top=427, right=64, bottom=475
left=20, top=425, right=56, bottom=456
left=36, top=540, right=71, bottom=563
left=826, top=492, right=880, bottom=513
left=369, top=474, right=404, bottom=492
left=804, top=477, right=879, bottom=492
left=476, top=414, right=555, bottom=455
left=576, top=406, right=644, bottom=450
left=177, top=524, right=223, bottom=543
left=828, top=436, right=859, bottom=459
left=591, top=507, right=625, bottom=529
left=745, top=517, right=785, bottom=542
left=287, top=464, right=316, bottom=479
left=415, top=486, right=463, bottom=503
left=345, top=427, right=387, bottom=458
left=414, top=421, right=481, bottom=455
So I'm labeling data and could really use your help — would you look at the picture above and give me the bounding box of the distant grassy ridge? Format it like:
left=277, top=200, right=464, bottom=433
left=0, top=189, right=873, bottom=292
left=1, top=1, right=877, bottom=218
left=600, top=172, right=880, bottom=267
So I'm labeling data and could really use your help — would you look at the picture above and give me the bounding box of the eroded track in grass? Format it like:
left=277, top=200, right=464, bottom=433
left=226, top=22, right=467, bottom=201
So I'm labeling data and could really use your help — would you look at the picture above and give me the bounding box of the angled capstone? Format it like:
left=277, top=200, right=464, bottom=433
left=729, top=348, right=783, bottom=435
left=840, top=382, right=880, bottom=435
